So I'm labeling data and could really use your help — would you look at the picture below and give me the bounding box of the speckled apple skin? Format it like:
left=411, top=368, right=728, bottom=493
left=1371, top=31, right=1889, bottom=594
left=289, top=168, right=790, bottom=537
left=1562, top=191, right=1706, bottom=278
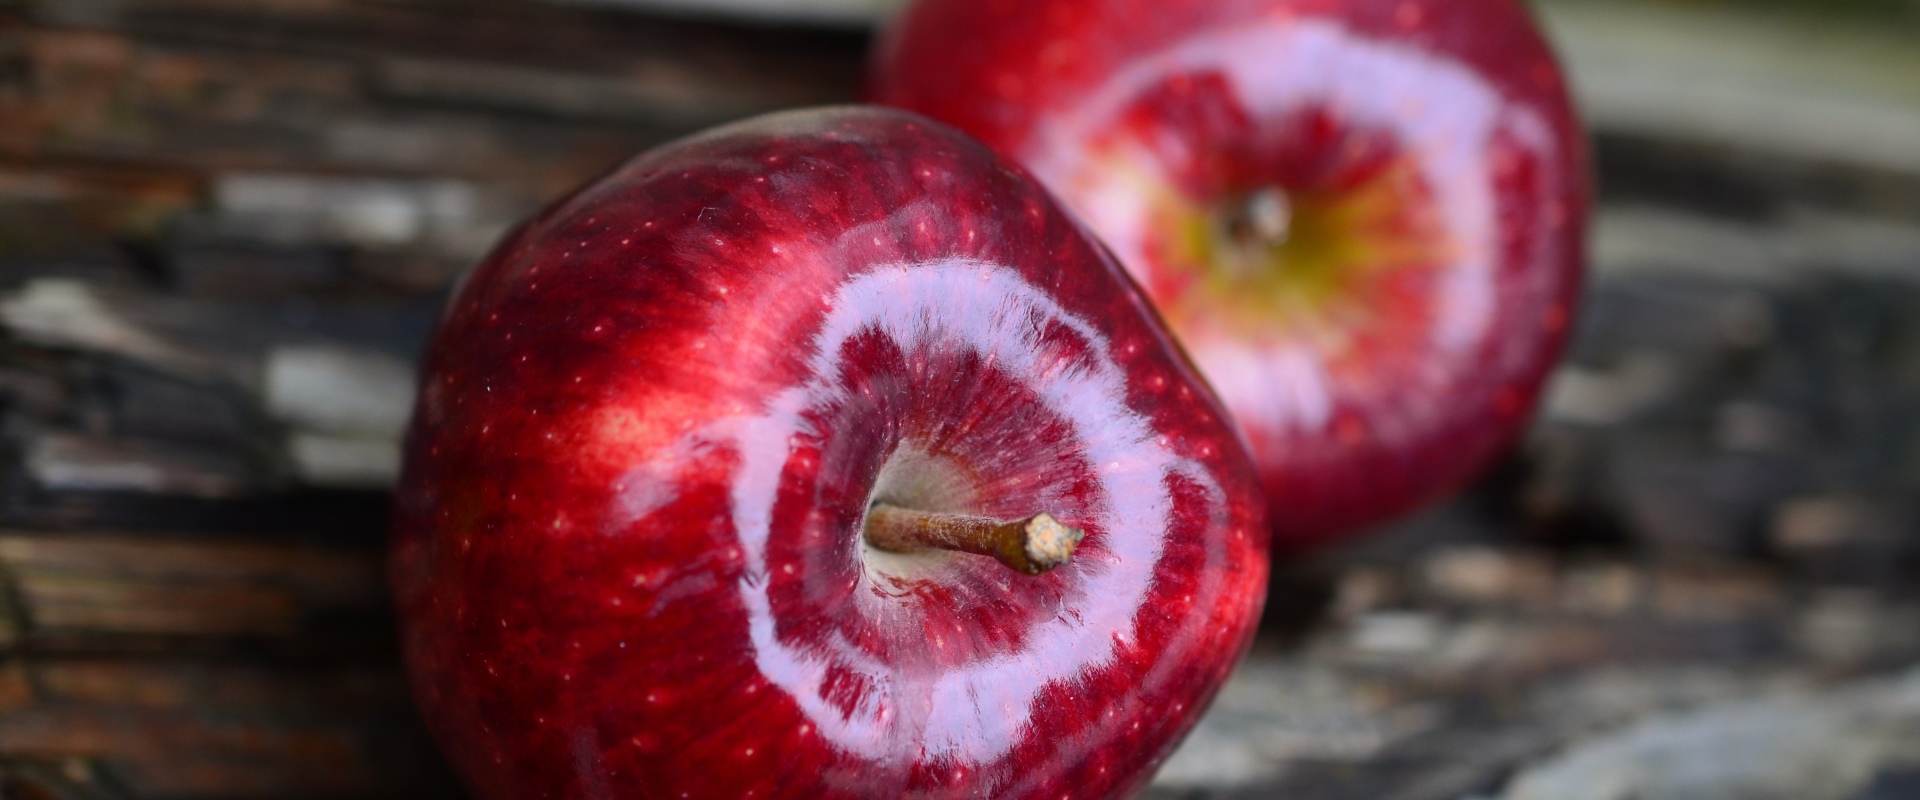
left=391, top=107, right=1270, bottom=800
left=871, top=0, right=1589, bottom=549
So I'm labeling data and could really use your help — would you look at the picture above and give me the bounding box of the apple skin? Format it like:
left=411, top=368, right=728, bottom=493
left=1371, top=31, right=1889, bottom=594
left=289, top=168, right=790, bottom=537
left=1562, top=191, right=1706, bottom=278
left=870, top=0, right=1589, bottom=549
left=390, top=106, right=1269, bottom=799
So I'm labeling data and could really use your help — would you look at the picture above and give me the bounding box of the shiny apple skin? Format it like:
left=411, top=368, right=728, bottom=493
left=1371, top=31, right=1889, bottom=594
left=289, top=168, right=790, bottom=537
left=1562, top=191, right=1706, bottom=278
left=391, top=106, right=1269, bottom=800
left=870, top=0, right=1589, bottom=549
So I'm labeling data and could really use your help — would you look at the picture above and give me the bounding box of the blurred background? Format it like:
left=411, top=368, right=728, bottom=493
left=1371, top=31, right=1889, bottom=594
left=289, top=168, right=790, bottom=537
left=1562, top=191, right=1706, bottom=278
left=0, top=0, right=1916, bottom=797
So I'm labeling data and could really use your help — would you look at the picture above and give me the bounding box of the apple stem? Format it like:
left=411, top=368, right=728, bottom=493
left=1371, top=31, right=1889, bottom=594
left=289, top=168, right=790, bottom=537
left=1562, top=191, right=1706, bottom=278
left=1241, top=186, right=1293, bottom=245
left=1221, top=186, right=1294, bottom=277
left=862, top=505, right=1086, bottom=575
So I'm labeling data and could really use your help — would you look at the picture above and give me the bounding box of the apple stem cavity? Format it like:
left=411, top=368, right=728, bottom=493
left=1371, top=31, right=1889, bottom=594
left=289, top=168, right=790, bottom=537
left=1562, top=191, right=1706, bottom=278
left=863, top=504, right=1086, bottom=575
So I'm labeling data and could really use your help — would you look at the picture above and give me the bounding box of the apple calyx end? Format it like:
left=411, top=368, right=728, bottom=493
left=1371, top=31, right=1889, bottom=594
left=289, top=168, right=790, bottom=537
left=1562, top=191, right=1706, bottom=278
left=863, top=505, right=1086, bottom=576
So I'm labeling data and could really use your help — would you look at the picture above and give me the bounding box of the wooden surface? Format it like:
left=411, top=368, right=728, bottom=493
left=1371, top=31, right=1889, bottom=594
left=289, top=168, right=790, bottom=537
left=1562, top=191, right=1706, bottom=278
left=0, top=1, right=1916, bottom=798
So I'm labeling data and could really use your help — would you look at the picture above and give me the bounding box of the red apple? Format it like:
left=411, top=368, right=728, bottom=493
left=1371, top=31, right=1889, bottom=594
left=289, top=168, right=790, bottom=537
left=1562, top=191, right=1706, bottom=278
left=870, top=0, right=1589, bottom=549
left=391, top=106, right=1269, bottom=799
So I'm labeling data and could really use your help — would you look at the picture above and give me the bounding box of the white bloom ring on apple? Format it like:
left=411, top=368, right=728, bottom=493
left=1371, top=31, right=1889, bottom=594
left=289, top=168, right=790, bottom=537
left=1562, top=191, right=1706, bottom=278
left=673, top=258, right=1217, bottom=764
left=1028, top=20, right=1560, bottom=445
